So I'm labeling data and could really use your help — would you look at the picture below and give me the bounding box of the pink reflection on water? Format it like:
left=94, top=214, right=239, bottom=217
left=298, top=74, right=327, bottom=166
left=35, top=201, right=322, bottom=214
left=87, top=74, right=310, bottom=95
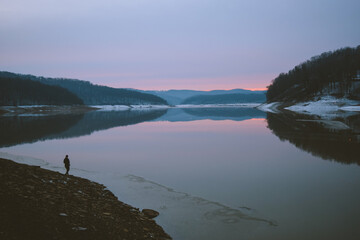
left=118, top=118, right=268, bottom=134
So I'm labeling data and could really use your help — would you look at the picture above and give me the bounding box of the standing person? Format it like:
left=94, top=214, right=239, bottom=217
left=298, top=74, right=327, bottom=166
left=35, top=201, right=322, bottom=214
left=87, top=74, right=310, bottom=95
left=64, top=155, right=70, bottom=175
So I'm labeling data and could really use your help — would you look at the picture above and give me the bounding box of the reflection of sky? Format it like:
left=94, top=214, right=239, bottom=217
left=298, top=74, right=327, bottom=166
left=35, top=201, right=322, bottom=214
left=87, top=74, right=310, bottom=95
left=1, top=0, right=359, bottom=90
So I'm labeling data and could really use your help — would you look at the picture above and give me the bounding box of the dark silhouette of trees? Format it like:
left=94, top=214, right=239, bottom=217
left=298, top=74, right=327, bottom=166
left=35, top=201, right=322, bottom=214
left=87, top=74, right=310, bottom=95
left=0, top=77, right=83, bottom=106
left=0, top=71, right=168, bottom=105
left=267, top=45, right=360, bottom=102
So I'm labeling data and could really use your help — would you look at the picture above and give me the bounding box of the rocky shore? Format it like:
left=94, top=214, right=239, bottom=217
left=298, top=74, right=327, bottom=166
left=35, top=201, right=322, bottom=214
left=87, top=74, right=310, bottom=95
left=0, top=158, right=171, bottom=240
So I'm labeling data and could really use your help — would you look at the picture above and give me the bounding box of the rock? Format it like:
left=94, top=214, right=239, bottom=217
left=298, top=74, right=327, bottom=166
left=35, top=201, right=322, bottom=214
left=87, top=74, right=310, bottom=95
left=142, top=209, right=159, bottom=219
left=72, top=227, right=87, bottom=231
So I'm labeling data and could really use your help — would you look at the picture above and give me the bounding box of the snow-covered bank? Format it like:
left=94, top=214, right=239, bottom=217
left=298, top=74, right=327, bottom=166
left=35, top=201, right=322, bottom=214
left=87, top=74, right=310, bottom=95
left=256, top=102, right=282, bottom=113
left=91, top=105, right=170, bottom=111
left=257, top=96, right=360, bottom=118
left=284, top=96, right=360, bottom=118
left=0, top=105, right=96, bottom=116
left=1, top=104, right=263, bottom=114
left=175, top=103, right=261, bottom=108
left=93, top=103, right=261, bottom=111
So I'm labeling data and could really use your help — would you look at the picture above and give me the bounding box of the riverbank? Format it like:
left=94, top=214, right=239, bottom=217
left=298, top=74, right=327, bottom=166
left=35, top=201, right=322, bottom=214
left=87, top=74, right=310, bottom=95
left=0, top=105, right=98, bottom=116
left=0, top=158, right=171, bottom=240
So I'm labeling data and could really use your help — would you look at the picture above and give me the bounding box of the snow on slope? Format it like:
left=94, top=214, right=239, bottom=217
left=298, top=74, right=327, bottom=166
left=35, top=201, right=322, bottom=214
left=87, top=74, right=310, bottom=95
left=284, top=96, right=360, bottom=118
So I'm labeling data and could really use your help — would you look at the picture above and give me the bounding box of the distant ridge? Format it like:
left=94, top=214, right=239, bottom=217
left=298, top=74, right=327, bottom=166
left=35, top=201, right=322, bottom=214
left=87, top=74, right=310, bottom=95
left=182, top=93, right=266, bottom=104
left=142, top=89, right=266, bottom=105
left=0, top=71, right=168, bottom=106
left=1, top=71, right=267, bottom=106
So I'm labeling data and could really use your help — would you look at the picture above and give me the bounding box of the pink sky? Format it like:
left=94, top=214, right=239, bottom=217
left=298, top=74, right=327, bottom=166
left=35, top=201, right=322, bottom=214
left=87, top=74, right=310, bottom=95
left=81, top=73, right=274, bottom=91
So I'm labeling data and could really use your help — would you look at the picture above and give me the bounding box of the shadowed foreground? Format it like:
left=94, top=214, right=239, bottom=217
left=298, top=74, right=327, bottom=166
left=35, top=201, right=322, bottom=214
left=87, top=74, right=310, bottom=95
left=0, top=158, right=171, bottom=240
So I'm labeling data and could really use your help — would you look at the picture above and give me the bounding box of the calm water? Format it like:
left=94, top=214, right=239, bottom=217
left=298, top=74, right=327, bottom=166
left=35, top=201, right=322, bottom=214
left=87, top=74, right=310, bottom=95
left=1, top=107, right=360, bottom=240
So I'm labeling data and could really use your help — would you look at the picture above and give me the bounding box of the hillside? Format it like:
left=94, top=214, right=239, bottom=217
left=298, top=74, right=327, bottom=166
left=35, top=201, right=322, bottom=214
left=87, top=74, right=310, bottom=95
left=266, top=46, right=360, bottom=103
left=0, top=76, right=83, bottom=106
left=182, top=93, right=266, bottom=104
left=144, top=89, right=266, bottom=105
left=0, top=72, right=168, bottom=105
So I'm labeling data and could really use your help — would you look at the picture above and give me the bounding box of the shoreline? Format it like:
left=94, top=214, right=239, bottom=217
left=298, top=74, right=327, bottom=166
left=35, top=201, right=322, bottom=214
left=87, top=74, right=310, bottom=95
left=0, top=105, right=98, bottom=116
left=0, top=103, right=263, bottom=116
left=0, top=158, right=172, bottom=240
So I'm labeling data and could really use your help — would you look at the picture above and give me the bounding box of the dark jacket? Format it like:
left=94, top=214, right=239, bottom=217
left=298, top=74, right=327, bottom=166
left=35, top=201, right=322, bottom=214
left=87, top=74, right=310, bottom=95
left=64, top=157, right=70, bottom=167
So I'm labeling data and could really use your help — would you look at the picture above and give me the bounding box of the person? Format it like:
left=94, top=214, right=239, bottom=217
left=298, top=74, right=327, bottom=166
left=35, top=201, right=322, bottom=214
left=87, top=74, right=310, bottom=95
left=64, top=155, right=70, bottom=175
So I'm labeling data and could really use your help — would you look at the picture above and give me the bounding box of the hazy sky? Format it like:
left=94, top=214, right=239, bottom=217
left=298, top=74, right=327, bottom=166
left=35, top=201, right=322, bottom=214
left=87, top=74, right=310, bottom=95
left=1, top=0, right=359, bottom=90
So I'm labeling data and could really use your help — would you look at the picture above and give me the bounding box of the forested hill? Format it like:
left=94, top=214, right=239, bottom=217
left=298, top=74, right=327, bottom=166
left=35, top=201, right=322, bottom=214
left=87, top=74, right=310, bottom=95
left=266, top=46, right=360, bottom=103
left=0, top=72, right=168, bottom=105
left=182, top=93, right=266, bottom=104
left=0, top=76, right=83, bottom=106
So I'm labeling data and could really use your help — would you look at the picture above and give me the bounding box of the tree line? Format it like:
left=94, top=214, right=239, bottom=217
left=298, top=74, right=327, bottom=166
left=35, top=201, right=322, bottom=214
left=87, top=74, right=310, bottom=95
left=0, top=76, right=83, bottom=106
left=267, top=45, right=360, bottom=102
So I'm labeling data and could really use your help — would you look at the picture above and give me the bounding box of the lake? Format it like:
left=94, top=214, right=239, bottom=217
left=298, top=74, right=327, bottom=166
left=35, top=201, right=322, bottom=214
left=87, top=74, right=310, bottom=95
left=1, top=107, right=360, bottom=240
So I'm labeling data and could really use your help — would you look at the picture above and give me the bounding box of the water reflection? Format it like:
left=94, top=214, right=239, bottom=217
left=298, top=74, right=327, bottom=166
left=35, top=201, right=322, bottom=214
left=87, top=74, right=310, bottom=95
left=266, top=111, right=360, bottom=165
left=56, top=109, right=167, bottom=138
left=0, top=114, right=83, bottom=147
left=0, top=109, right=167, bottom=147
left=157, top=107, right=266, bottom=122
left=2, top=107, right=360, bottom=240
left=0, top=107, right=265, bottom=148
left=3, top=106, right=360, bottom=166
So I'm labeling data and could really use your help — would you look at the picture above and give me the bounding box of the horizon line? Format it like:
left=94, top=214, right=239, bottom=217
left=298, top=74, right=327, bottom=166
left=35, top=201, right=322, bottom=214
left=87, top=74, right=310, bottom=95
left=130, top=87, right=268, bottom=92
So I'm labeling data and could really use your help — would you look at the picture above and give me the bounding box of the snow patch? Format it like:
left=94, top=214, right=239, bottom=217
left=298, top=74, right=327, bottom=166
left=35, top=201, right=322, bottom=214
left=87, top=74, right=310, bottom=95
left=93, top=104, right=261, bottom=111
left=175, top=103, right=261, bottom=108
left=256, top=102, right=281, bottom=113
left=340, top=106, right=360, bottom=112
left=130, top=105, right=169, bottom=109
left=92, top=105, right=170, bottom=111
left=285, top=96, right=360, bottom=118
left=91, top=105, right=131, bottom=111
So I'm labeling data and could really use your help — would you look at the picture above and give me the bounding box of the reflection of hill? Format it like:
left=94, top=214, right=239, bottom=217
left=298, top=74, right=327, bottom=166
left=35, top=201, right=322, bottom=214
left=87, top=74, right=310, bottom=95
left=54, top=110, right=167, bottom=138
left=266, top=112, right=360, bottom=165
left=0, top=110, right=167, bottom=148
left=156, top=108, right=265, bottom=122
left=0, top=114, right=83, bottom=147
